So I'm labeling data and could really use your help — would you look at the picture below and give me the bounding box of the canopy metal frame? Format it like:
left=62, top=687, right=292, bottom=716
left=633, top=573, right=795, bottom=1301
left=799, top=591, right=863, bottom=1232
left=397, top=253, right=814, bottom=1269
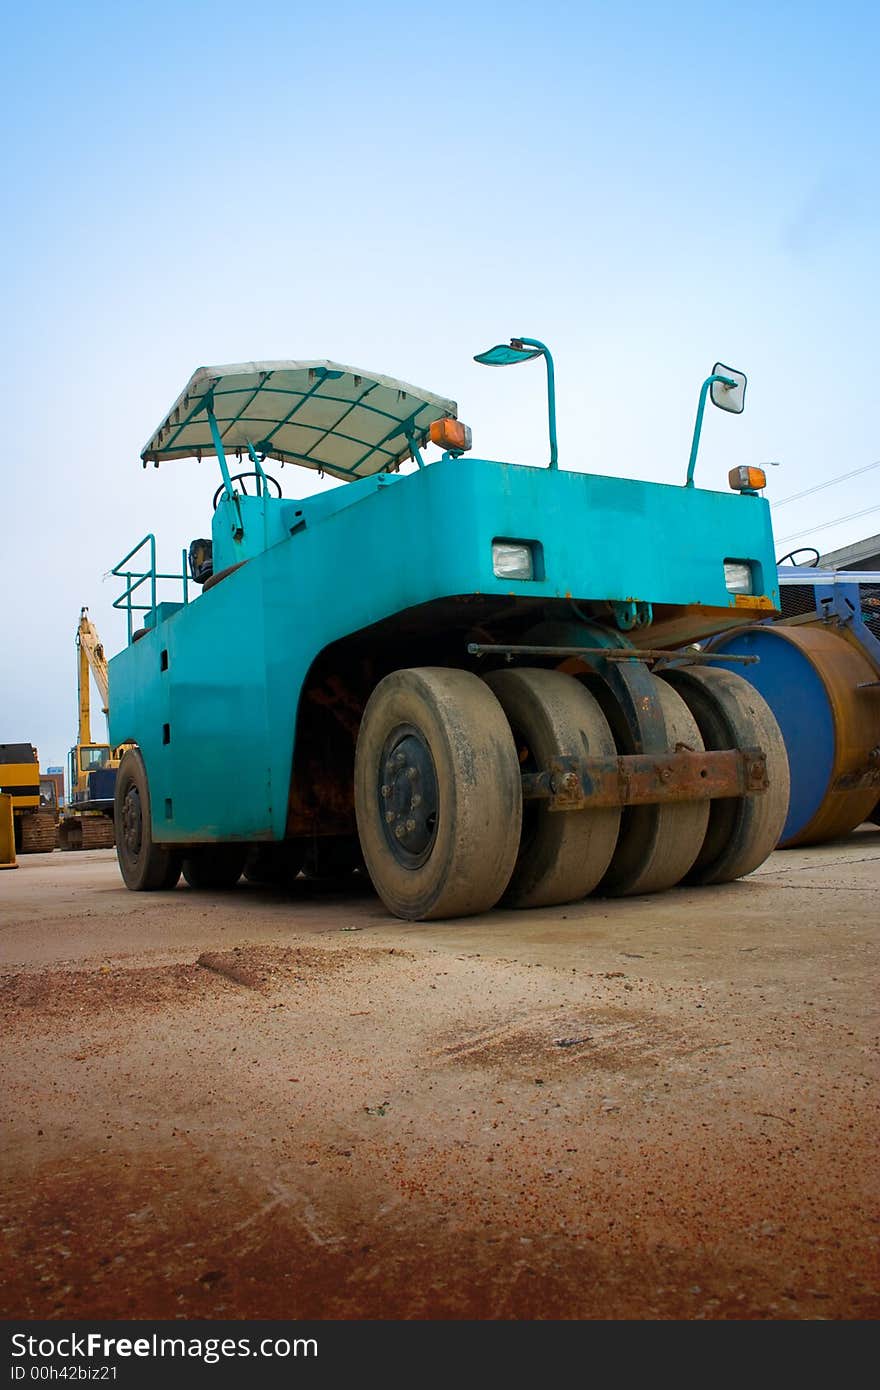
left=141, top=362, right=457, bottom=484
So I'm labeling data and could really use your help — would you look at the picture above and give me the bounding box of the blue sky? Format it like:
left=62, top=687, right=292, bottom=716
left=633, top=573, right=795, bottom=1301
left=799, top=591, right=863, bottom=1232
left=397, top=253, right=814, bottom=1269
left=2, top=0, right=878, bottom=770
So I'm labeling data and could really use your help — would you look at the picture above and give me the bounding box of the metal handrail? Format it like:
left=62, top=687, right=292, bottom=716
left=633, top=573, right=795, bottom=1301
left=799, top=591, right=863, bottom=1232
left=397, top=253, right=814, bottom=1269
left=112, top=534, right=190, bottom=644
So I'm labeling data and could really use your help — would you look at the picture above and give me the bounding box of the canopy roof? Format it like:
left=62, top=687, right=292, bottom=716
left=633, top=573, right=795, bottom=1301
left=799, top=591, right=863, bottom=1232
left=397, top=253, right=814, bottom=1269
left=141, top=361, right=458, bottom=482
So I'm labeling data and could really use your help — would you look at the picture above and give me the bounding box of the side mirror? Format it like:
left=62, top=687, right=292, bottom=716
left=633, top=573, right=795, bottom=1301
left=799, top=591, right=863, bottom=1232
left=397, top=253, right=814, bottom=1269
left=685, top=363, right=748, bottom=486
left=710, top=363, right=747, bottom=414
left=474, top=335, right=559, bottom=469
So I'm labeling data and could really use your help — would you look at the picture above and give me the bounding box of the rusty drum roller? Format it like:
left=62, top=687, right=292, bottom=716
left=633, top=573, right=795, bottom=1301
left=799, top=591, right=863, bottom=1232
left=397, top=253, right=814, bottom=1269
left=708, top=623, right=880, bottom=847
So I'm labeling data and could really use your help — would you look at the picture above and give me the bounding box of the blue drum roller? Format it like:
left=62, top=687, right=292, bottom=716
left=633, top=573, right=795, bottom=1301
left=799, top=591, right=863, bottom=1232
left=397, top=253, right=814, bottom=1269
left=709, top=624, right=880, bottom=847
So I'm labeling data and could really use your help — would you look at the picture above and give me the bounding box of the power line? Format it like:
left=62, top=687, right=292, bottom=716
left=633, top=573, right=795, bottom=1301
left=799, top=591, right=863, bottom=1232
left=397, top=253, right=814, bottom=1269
left=776, top=502, right=880, bottom=545
left=772, top=458, right=880, bottom=508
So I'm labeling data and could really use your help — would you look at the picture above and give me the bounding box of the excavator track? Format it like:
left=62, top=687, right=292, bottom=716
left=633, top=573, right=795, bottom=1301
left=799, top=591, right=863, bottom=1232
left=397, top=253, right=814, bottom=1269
left=19, top=810, right=58, bottom=854
left=58, top=815, right=116, bottom=851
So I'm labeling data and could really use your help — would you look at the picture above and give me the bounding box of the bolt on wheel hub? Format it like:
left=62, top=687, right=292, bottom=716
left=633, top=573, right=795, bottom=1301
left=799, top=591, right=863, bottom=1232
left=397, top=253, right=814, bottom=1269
left=378, top=726, right=438, bottom=866
left=121, top=786, right=143, bottom=857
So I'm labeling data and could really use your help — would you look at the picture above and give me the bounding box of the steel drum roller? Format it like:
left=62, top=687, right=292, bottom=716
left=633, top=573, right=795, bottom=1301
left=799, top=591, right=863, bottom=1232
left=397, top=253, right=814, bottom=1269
left=709, top=624, right=880, bottom=847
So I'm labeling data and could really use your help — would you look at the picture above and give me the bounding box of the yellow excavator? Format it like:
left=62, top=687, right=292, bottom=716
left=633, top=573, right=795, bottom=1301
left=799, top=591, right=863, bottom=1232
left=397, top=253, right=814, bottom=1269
left=0, top=744, right=58, bottom=856
left=58, top=608, right=132, bottom=849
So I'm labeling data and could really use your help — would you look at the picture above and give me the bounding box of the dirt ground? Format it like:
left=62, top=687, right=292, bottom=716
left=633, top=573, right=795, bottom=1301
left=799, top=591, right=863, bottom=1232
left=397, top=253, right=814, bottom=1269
left=1, top=831, right=878, bottom=1321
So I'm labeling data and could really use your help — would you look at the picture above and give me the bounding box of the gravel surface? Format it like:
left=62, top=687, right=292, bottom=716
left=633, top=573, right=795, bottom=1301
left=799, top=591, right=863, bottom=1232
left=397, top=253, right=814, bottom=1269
left=1, top=832, right=878, bottom=1320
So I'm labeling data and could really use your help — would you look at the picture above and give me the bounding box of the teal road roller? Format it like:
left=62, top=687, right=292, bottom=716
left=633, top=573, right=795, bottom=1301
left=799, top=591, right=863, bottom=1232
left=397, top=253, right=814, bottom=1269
left=108, top=341, right=789, bottom=919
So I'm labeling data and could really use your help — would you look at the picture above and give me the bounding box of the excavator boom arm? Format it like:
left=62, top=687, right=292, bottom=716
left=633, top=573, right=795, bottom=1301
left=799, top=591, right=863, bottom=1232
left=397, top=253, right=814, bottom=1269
left=78, top=641, right=92, bottom=747
left=77, top=608, right=110, bottom=710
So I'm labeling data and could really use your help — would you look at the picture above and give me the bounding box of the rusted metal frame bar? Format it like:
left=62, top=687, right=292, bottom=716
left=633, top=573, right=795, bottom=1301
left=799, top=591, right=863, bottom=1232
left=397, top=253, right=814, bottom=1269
left=467, top=642, right=758, bottom=665
left=522, top=748, right=769, bottom=812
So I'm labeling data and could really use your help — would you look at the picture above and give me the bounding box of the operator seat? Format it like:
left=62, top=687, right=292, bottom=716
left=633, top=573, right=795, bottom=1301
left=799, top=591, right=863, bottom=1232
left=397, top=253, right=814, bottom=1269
left=188, top=538, right=214, bottom=585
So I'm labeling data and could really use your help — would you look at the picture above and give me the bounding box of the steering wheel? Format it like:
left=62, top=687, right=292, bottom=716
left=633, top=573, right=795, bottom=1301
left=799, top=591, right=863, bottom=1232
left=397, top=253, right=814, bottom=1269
left=213, top=471, right=282, bottom=509
left=776, top=547, right=820, bottom=568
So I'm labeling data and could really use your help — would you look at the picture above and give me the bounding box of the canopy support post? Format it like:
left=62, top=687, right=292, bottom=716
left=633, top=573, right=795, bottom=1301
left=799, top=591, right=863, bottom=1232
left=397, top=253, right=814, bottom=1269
left=405, top=430, right=425, bottom=469
left=246, top=442, right=271, bottom=494
left=205, top=398, right=244, bottom=539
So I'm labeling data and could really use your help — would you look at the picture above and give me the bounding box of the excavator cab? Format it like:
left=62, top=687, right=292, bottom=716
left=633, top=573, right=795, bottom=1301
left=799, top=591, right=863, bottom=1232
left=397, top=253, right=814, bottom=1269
left=68, top=744, right=112, bottom=805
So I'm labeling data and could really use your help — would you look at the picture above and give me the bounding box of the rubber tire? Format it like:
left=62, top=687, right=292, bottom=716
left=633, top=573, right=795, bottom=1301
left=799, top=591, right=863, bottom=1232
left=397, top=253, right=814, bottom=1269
left=354, top=667, right=522, bottom=921
left=484, top=668, right=621, bottom=908
left=243, top=843, right=305, bottom=886
left=302, top=836, right=363, bottom=881
left=182, top=845, right=247, bottom=890
left=599, top=675, right=710, bottom=896
left=114, top=750, right=181, bottom=890
left=661, top=665, right=790, bottom=884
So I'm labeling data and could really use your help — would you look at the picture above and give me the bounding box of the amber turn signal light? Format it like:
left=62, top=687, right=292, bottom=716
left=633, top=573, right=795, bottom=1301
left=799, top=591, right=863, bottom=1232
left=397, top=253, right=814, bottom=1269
left=430, top=418, right=472, bottom=454
left=728, top=465, right=766, bottom=492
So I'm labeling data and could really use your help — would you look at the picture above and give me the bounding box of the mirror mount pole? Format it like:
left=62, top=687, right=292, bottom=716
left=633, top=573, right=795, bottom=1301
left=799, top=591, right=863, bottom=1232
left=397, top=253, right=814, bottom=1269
left=473, top=335, right=559, bottom=469
left=513, top=337, right=559, bottom=470
left=685, top=373, right=736, bottom=488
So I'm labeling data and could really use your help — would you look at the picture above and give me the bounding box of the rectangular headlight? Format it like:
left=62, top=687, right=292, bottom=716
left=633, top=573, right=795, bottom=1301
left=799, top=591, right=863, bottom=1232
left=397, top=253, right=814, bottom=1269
left=492, top=541, right=534, bottom=580
left=724, top=560, right=753, bottom=594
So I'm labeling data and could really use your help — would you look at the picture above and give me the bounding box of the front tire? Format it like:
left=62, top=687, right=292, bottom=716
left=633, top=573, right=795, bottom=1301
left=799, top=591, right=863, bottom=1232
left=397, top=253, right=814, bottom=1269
left=243, top=843, right=304, bottom=886
left=114, top=750, right=181, bottom=890
left=302, top=835, right=362, bottom=882
left=354, top=668, right=522, bottom=921
left=182, top=845, right=247, bottom=889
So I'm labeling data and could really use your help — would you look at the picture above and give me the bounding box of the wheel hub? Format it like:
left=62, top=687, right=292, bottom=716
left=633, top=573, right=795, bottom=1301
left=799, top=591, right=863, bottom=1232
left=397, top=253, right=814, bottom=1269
left=121, top=785, right=143, bottom=857
left=378, top=727, right=438, bottom=866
